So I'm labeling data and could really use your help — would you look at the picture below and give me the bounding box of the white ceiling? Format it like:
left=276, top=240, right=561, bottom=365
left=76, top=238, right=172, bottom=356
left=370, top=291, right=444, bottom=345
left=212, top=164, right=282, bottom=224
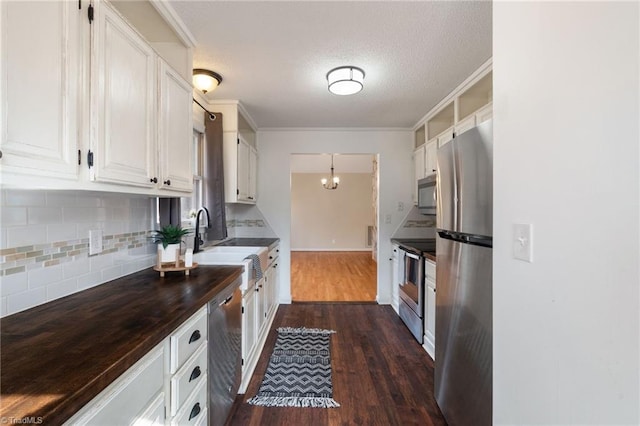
left=169, top=1, right=492, bottom=129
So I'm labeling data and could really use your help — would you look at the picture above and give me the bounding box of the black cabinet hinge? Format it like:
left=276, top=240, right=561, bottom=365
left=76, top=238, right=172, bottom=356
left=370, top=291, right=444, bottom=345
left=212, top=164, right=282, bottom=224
left=87, top=150, right=94, bottom=168
left=78, top=150, right=81, bottom=166
left=237, top=138, right=240, bottom=145
left=78, top=0, right=81, bottom=10
left=242, top=358, right=244, bottom=366
left=237, top=189, right=240, bottom=196
left=241, top=306, right=244, bottom=314
left=88, top=3, right=94, bottom=23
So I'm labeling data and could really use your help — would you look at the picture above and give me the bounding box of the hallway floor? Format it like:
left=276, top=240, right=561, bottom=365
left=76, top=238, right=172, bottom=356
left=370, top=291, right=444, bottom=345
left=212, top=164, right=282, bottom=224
left=290, top=251, right=377, bottom=302
left=227, top=303, right=446, bottom=426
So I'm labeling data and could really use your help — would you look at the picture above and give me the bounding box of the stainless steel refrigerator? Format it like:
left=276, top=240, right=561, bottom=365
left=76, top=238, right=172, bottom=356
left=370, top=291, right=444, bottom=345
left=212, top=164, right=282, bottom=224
left=435, top=120, right=492, bottom=426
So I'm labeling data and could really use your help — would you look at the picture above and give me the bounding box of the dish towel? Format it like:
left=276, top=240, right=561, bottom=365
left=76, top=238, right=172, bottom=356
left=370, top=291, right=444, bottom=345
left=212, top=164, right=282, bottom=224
left=244, top=254, right=263, bottom=280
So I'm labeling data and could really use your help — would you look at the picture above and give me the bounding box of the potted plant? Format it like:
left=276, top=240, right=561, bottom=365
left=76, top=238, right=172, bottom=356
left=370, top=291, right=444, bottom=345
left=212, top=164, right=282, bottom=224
left=151, top=224, right=191, bottom=263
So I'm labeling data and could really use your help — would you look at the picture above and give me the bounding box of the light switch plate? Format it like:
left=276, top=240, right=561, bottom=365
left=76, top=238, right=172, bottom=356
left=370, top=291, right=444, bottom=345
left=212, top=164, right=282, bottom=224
left=398, top=202, right=404, bottom=212
left=513, top=223, right=533, bottom=262
left=385, top=214, right=392, bottom=224
left=89, top=229, right=103, bottom=256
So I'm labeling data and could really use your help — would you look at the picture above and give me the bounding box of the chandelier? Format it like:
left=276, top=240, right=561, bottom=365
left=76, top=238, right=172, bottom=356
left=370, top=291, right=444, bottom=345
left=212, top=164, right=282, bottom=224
left=321, top=154, right=340, bottom=190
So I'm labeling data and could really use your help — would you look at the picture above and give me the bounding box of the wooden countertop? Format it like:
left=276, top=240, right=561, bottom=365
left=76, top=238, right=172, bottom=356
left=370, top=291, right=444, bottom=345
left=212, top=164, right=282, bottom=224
left=0, top=265, right=243, bottom=424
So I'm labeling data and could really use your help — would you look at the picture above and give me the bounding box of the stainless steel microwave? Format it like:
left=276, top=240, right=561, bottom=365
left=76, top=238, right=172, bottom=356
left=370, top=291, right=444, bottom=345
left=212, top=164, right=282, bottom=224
left=417, top=174, right=437, bottom=215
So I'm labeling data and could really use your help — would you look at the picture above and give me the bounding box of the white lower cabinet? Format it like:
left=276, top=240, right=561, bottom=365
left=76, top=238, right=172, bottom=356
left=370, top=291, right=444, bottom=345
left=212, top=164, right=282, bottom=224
left=240, top=244, right=279, bottom=393
left=391, top=244, right=402, bottom=314
left=423, top=259, right=436, bottom=360
left=171, top=380, right=207, bottom=426
left=65, top=343, right=165, bottom=425
left=134, top=392, right=165, bottom=426
left=166, top=307, right=208, bottom=425
left=65, top=306, right=209, bottom=426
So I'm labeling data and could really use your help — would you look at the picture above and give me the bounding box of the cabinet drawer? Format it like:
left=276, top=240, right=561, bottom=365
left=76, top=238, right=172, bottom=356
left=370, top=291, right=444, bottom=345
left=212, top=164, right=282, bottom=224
left=170, top=307, right=207, bottom=374
left=268, top=246, right=279, bottom=265
left=66, top=344, right=164, bottom=425
left=425, top=260, right=436, bottom=284
left=170, top=343, right=208, bottom=416
left=171, top=380, right=207, bottom=426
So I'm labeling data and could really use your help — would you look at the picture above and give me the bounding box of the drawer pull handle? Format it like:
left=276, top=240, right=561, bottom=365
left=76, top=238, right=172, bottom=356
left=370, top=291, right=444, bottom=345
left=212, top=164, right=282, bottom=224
left=189, top=366, right=201, bottom=382
left=189, top=402, right=201, bottom=421
left=189, top=330, right=201, bottom=344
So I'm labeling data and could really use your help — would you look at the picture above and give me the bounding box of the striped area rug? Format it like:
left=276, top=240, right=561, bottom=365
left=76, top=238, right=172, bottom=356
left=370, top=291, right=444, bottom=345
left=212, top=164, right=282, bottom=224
left=247, top=327, right=340, bottom=408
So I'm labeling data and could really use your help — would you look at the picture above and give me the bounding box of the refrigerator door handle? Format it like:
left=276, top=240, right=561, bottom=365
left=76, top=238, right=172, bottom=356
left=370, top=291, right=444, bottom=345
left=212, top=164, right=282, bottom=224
left=405, top=252, right=420, bottom=260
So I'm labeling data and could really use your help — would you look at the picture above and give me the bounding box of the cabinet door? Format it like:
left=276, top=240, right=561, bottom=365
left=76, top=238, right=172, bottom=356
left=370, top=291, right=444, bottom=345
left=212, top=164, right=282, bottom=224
left=454, top=115, right=476, bottom=136
left=412, top=145, right=426, bottom=204
left=91, top=2, right=156, bottom=187
left=437, top=127, right=454, bottom=148
left=264, top=263, right=277, bottom=319
left=475, top=102, right=493, bottom=124
left=424, top=285, right=436, bottom=358
left=242, top=288, right=257, bottom=364
left=158, top=59, right=192, bottom=192
left=425, top=139, right=438, bottom=176
left=0, top=1, right=82, bottom=180
left=255, top=278, right=265, bottom=333
left=248, top=146, right=257, bottom=202
left=237, top=138, right=250, bottom=200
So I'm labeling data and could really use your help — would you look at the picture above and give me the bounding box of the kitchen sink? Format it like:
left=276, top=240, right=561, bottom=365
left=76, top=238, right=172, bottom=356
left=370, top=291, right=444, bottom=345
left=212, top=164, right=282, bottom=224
left=193, top=246, right=268, bottom=291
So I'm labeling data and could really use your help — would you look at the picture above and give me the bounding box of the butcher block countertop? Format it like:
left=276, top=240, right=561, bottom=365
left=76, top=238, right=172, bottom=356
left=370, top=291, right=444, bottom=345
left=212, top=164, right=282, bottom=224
left=0, top=265, right=243, bottom=424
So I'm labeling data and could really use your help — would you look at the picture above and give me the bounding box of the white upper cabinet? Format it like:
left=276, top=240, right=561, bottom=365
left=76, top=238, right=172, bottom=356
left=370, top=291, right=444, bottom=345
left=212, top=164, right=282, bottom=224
left=158, top=59, right=193, bottom=192
left=91, top=1, right=157, bottom=188
left=425, top=139, right=438, bottom=176
left=237, top=138, right=250, bottom=201
left=415, top=61, right=492, bottom=157
left=248, top=145, right=257, bottom=202
left=1, top=0, right=195, bottom=195
left=216, top=101, right=258, bottom=204
left=0, top=1, right=83, bottom=181
left=412, top=145, right=425, bottom=204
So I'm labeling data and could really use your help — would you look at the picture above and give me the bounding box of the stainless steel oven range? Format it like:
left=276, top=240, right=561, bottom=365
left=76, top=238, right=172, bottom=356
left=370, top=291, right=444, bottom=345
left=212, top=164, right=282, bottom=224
left=397, top=239, right=436, bottom=343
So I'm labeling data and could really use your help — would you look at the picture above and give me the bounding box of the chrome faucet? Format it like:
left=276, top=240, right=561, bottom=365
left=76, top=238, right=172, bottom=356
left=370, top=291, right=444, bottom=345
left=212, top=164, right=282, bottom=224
left=193, top=207, right=211, bottom=253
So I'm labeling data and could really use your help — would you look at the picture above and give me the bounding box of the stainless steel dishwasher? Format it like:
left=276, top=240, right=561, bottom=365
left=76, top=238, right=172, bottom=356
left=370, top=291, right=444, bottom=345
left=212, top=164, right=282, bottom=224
left=208, top=277, right=242, bottom=426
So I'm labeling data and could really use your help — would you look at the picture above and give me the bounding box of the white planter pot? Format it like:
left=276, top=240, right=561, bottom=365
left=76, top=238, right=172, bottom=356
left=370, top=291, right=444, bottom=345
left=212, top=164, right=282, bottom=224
left=158, top=243, right=180, bottom=263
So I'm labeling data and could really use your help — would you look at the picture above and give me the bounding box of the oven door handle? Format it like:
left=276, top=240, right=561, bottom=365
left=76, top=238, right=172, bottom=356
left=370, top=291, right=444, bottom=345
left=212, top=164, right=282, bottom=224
left=405, top=252, right=420, bottom=260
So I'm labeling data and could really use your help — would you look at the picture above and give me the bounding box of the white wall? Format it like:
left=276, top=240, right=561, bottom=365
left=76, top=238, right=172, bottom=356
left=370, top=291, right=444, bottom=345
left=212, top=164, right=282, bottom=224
left=291, top=172, right=373, bottom=250
left=257, top=129, right=413, bottom=303
left=0, top=190, right=156, bottom=317
left=494, top=2, right=639, bottom=424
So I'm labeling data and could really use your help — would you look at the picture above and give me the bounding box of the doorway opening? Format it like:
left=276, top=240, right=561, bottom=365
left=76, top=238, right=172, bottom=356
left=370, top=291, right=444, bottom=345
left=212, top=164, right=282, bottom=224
left=290, top=153, right=379, bottom=302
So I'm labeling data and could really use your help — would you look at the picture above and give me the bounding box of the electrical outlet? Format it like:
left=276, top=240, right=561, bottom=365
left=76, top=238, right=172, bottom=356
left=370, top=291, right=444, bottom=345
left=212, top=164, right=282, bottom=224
left=513, top=223, right=533, bottom=262
left=385, top=214, right=392, bottom=224
left=89, top=229, right=103, bottom=256
left=398, top=202, right=404, bottom=212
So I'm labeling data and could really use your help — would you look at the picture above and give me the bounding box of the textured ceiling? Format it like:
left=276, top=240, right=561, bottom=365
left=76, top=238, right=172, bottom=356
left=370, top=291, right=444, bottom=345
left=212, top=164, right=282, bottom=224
left=170, top=1, right=492, bottom=129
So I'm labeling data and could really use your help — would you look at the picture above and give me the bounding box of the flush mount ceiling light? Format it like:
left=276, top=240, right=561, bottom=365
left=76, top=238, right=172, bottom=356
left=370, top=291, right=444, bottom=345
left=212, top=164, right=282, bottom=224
left=326, top=66, right=365, bottom=96
left=321, top=154, right=340, bottom=190
left=193, top=68, right=222, bottom=94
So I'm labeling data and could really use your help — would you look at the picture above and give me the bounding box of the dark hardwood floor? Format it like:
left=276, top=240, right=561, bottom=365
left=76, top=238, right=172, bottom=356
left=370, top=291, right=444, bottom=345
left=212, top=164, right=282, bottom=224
left=227, top=304, right=446, bottom=426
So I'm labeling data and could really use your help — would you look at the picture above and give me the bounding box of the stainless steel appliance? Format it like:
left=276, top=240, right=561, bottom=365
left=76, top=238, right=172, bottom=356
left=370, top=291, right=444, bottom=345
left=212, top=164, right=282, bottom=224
left=398, top=250, right=424, bottom=342
left=435, top=120, right=493, bottom=426
left=208, top=277, right=242, bottom=425
left=417, top=174, right=437, bottom=215
left=397, top=239, right=437, bottom=343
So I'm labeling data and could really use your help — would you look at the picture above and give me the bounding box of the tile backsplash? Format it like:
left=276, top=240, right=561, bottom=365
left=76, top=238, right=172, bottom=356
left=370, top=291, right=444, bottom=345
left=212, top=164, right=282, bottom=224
left=0, top=190, right=156, bottom=317
left=226, top=204, right=277, bottom=238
